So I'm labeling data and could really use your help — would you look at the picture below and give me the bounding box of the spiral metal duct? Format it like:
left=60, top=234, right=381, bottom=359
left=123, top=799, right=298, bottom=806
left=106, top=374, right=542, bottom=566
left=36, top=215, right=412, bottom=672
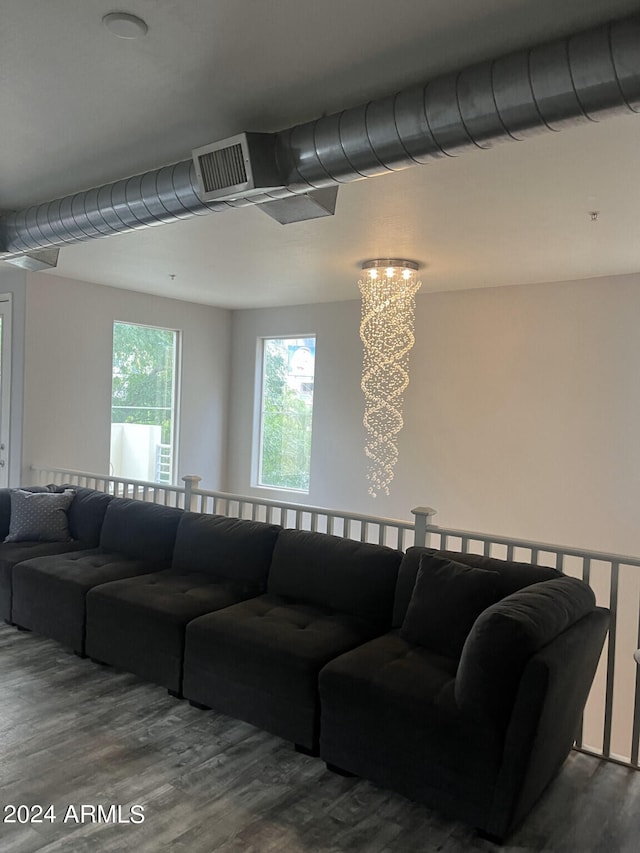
left=1, top=14, right=638, bottom=258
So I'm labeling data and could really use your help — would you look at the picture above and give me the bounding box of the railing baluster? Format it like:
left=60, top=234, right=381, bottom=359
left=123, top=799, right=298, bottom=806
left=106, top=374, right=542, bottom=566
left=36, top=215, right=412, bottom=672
left=483, top=540, right=491, bottom=557
left=556, top=552, right=565, bottom=573
left=603, top=562, right=619, bottom=759
left=506, top=544, right=514, bottom=561
left=630, top=597, right=640, bottom=767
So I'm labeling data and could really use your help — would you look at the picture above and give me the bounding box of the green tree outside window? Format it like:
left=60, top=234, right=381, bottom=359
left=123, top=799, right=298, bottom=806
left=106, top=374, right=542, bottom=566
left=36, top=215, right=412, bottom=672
left=259, top=337, right=315, bottom=491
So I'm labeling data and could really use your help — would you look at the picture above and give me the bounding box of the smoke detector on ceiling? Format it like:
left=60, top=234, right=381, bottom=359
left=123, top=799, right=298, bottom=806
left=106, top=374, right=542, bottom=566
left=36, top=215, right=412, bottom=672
left=102, top=12, right=148, bottom=39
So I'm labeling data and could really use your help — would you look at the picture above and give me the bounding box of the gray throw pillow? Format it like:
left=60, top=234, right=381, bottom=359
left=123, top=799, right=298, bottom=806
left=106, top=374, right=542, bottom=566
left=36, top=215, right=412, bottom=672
left=400, top=553, right=502, bottom=660
left=4, top=489, right=75, bottom=543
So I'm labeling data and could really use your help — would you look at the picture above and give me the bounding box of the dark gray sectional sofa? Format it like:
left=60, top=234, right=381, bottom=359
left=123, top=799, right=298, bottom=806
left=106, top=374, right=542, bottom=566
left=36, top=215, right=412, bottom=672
left=0, top=486, right=609, bottom=841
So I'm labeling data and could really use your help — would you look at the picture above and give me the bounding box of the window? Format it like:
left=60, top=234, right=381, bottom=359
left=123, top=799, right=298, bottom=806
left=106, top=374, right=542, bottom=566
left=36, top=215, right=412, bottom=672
left=110, top=322, right=179, bottom=484
left=257, top=336, right=315, bottom=492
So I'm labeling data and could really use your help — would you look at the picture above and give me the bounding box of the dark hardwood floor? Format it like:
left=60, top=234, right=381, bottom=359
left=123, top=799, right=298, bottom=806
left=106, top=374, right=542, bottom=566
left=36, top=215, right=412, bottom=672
left=1, top=622, right=639, bottom=853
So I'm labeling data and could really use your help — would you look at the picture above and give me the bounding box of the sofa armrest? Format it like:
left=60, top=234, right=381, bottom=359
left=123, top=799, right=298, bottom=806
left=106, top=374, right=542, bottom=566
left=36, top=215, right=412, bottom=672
left=484, top=606, right=609, bottom=838
left=455, top=576, right=597, bottom=726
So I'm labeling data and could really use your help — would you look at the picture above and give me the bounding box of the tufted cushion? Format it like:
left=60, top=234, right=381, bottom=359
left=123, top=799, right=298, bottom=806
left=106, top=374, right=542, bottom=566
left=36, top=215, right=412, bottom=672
left=185, top=593, right=381, bottom=701
left=90, top=570, right=255, bottom=621
left=320, top=631, right=458, bottom=714
left=4, top=489, right=75, bottom=543
left=400, top=554, right=501, bottom=659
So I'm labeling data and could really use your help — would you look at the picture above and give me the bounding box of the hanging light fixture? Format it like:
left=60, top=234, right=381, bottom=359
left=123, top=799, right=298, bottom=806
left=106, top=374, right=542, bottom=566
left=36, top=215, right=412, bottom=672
left=359, top=259, right=421, bottom=498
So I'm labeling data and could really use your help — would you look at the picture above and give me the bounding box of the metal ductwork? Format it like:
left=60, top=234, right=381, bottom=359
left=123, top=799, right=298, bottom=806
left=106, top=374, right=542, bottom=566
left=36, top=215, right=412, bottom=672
left=1, top=14, right=638, bottom=259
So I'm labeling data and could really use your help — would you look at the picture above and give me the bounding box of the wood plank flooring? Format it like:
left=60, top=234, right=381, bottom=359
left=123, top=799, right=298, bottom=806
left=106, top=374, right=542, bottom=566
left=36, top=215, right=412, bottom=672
left=1, top=622, right=639, bottom=853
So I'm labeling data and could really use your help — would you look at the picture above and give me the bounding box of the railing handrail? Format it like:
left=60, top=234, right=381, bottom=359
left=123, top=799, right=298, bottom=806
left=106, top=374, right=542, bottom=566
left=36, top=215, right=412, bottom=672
left=190, top=486, right=415, bottom=529
left=32, top=465, right=186, bottom=492
left=30, top=465, right=415, bottom=532
left=424, top=521, right=640, bottom=568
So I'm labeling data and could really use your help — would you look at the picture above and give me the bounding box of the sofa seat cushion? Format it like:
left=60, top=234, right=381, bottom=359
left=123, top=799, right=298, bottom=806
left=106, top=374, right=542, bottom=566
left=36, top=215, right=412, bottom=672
left=0, top=540, right=88, bottom=622
left=319, top=631, right=503, bottom=823
left=11, top=548, right=166, bottom=653
left=90, top=570, right=259, bottom=621
left=183, top=593, right=383, bottom=748
left=85, top=570, right=263, bottom=692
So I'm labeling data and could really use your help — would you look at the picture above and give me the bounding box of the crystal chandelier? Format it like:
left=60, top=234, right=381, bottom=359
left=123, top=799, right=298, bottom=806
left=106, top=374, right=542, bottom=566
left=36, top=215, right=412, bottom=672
left=359, top=259, right=421, bottom=497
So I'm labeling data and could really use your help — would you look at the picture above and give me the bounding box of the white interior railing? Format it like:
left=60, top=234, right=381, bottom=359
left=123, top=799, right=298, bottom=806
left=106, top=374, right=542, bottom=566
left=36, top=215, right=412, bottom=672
left=29, top=464, right=640, bottom=771
left=33, top=467, right=419, bottom=551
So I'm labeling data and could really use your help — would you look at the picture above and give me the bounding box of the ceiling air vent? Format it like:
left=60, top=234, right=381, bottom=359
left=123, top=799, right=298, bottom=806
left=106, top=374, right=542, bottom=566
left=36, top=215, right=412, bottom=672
left=192, top=133, right=284, bottom=202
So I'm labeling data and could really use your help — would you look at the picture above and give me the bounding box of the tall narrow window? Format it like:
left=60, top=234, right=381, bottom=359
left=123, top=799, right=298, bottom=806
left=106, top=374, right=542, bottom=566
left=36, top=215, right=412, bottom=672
left=110, top=322, right=179, bottom=484
left=258, top=336, right=315, bottom=492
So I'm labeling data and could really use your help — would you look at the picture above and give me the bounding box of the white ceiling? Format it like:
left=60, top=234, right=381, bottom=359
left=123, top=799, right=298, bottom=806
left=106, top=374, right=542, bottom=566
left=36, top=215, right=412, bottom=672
left=1, top=0, right=639, bottom=308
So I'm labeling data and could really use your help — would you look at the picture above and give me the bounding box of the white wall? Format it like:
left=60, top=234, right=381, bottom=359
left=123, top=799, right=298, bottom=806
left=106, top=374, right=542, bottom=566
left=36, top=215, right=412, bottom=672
left=227, top=273, right=640, bottom=556
left=22, top=272, right=230, bottom=489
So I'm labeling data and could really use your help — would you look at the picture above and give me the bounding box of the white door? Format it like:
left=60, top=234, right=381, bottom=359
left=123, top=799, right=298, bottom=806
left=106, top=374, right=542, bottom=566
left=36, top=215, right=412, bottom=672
left=0, top=294, right=12, bottom=487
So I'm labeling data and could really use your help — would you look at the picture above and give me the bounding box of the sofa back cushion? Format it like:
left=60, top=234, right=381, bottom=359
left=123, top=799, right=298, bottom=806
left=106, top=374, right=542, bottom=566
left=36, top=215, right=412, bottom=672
left=172, top=512, right=281, bottom=584
left=99, top=498, right=182, bottom=562
left=400, top=554, right=503, bottom=659
left=267, top=529, right=402, bottom=625
left=392, top=546, right=561, bottom=628
left=67, top=488, right=113, bottom=545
